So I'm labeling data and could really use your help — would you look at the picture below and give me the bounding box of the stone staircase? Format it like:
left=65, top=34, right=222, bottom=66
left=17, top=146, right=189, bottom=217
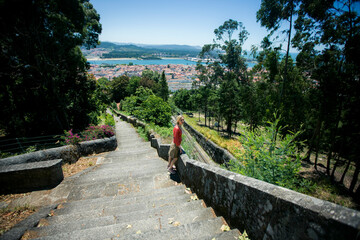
left=21, top=119, right=240, bottom=240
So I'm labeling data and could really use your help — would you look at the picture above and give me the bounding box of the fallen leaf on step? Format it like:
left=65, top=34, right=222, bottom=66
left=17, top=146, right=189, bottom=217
left=173, top=221, right=181, bottom=227
left=221, top=224, right=230, bottom=232
left=136, top=230, right=142, bottom=234
left=190, top=195, right=199, bottom=201
left=168, top=218, right=174, bottom=224
left=126, top=224, right=132, bottom=229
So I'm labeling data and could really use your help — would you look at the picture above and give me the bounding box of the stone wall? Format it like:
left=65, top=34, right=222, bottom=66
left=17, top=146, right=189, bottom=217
left=176, top=155, right=360, bottom=240
left=0, top=136, right=117, bottom=166
left=115, top=111, right=360, bottom=240
left=182, top=121, right=236, bottom=165
left=0, top=136, right=117, bottom=194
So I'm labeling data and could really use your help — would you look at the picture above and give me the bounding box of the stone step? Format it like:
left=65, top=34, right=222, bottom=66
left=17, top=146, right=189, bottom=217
left=201, top=229, right=241, bottom=240
left=44, top=200, right=206, bottom=226
left=110, top=148, right=155, bottom=156
left=76, top=162, right=166, bottom=180
left=117, top=139, right=149, bottom=146
left=117, top=142, right=151, bottom=151
left=94, top=157, right=166, bottom=170
left=32, top=216, right=225, bottom=240
left=27, top=207, right=214, bottom=238
left=99, top=152, right=159, bottom=164
left=111, top=217, right=226, bottom=240
left=68, top=169, right=173, bottom=192
left=53, top=193, right=197, bottom=216
left=105, top=149, right=157, bottom=159
left=60, top=184, right=187, bottom=209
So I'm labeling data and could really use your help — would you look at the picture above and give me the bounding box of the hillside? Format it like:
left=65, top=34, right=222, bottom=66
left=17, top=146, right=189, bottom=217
left=98, top=42, right=201, bottom=58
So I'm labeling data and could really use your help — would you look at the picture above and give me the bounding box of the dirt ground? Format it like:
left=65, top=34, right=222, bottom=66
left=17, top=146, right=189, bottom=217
left=0, top=153, right=103, bottom=236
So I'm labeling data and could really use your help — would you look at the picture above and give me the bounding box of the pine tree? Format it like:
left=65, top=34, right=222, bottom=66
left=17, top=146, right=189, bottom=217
left=159, top=71, right=169, bottom=102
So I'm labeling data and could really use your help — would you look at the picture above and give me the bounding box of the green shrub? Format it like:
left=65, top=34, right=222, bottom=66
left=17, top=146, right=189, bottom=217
left=136, top=126, right=148, bottom=141
left=136, top=95, right=171, bottom=127
left=105, top=113, right=115, bottom=126
left=121, top=95, right=138, bottom=115
left=225, top=114, right=314, bottom=191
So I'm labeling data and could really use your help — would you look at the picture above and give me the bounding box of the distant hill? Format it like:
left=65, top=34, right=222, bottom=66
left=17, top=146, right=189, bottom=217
left=98, top=41, right=200, bottom=58
left=137, top=44, right=202, bottom=51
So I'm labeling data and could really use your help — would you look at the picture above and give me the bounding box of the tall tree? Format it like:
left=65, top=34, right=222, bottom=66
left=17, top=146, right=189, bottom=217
left=257, top=0, right=300, bottom=103
left=200, top=19, right=249, bottom=136
left=109, top=75, right=130, bottom=102
left=0, top=0, right=101, bottom=136
left=159, top=71, right=169, bottom=102
left=293, top=0, right=360, bottom=195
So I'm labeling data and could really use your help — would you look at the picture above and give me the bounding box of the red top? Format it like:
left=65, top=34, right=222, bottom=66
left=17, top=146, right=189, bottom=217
left=173, top=125, right=182, bottom=147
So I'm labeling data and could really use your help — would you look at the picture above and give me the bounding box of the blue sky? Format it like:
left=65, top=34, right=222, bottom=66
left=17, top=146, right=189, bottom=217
left=90, top=0, right=275, bottom=51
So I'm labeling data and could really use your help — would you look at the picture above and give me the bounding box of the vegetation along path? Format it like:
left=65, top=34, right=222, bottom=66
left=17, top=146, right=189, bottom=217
left=10, top=117, right=239, bottom=239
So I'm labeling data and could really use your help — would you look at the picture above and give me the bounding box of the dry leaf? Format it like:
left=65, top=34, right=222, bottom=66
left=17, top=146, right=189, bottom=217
left=173, top=221, right=181, bottom=227
left=190, top=195, right=199, bottom=201
left=221, top=224, right=230, bottom=232
left=136, top=230, right=142, bottom=234
left=126, top=224, right=132, bottom=229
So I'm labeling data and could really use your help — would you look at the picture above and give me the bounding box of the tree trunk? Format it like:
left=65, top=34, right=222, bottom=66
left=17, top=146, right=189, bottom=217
left=314, top=125, right=324, bottom=170
left=227, top=115, right=232, bottom=137
left=340, top=158, right=351, bottom=184
left=349, top=159, right=360, bottom=193
left=279, top=0, right=293, bottom=104
left=330, top=154, right=339, bottom=182
left=327, top=99, right=343, bottom=176
left=304, top=117, right=322, bottom=162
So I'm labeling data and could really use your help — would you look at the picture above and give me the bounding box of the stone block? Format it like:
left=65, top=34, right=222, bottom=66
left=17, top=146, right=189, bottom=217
left=78, top=136, right=117, bottom=156
left=0, top=159, right=64, bottom=194
left=157, top=144, right=170, bottom=161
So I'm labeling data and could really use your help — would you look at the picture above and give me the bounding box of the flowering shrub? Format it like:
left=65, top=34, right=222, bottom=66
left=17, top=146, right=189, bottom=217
left=63, top=129, right=82, bottom=145
left=63, top=125, right=115, bottom=145
left=82, top=125, right=115, bottom=141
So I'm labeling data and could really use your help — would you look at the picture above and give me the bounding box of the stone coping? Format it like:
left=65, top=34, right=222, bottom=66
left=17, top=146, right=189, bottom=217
left=0, top=136, right=117, bottom=165
left=0, top=159, right=64, bottom=194
left=115, top=111, right=360, bottom=240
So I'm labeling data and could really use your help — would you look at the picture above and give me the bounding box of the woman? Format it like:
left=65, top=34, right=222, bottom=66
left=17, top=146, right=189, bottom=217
left=167, top=115, right=184, bottom=174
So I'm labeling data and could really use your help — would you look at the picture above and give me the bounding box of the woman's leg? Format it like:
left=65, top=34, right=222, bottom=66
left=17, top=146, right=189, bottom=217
left=168, top=157, right=178, bottom=169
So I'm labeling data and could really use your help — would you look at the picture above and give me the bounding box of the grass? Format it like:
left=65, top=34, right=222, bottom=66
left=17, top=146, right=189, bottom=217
left=184, top=115, right=243, bottom=159
left=183, top=114, right=360, bottom=210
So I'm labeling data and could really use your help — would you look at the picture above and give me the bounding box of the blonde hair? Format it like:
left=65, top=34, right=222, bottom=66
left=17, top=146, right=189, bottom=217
left=176, top=115, right=184, bottom=125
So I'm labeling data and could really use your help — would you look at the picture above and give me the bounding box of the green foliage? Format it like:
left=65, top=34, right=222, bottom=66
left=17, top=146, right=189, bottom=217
left=0, top=0, right=101, bottom=137
left=148, top=124, right=173, bottom=139
left=136, top=126, right=148, bottom=141
left=172, top=89, right=198, bottom=111
left=121, top=95, right=139, bottom=116
left=226, top=115, right=313, bottom=191
left=109, top=75, right=130, bottom=102
left=105, top=113, right=115, bottom=127
left=121, top=86, right=171, bottom=127
left=159, top=71, right=169, bottom=102
left=126, top=76, right=141, bottom=96
left=136, top=95, right=171, bottom=127
left=96, top=112, right=115, bottom=127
